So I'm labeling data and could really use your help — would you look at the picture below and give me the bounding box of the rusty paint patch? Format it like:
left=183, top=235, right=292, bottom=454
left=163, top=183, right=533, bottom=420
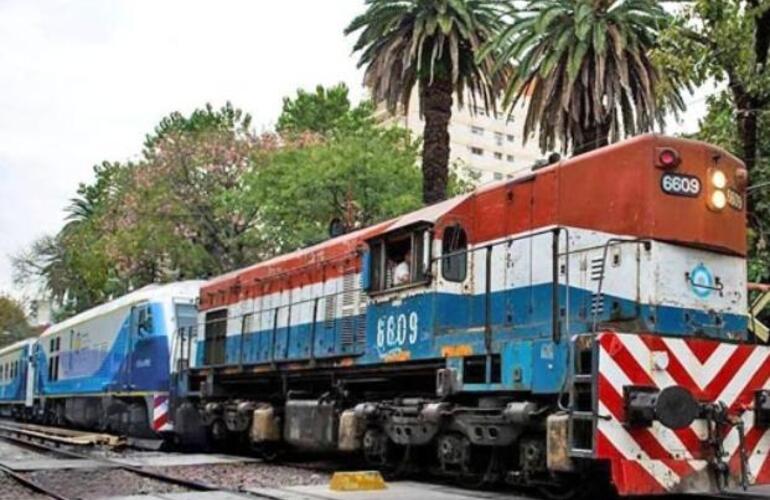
left=441, top=344, right=473, bottom=357
left=383, top=350, right=411, bottom=362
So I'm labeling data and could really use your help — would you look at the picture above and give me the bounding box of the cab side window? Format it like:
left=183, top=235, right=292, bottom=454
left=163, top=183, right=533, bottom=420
left=368, top=228, right=430, bottom=292
left=442, top=225, right=468, bottom=283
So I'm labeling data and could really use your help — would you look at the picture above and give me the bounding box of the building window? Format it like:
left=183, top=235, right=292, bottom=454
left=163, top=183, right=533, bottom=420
left=470, top=147, right=483, bottom=156
left=471, top=126, right=484, bottom=136
left=494, top=152, right=503, bottom=160
left=494, top=132, right=503, bottom=146
left=506, top=134, right=514, bottom=142
left=507, top=154, right=515, bottom=162
left=494, top=172, right=503, bottom=180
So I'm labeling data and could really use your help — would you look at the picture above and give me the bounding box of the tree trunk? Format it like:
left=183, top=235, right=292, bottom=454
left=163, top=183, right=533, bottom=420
left=729, top=74, right=758, bottom=172
left=420, top=78, right=453, bottom=205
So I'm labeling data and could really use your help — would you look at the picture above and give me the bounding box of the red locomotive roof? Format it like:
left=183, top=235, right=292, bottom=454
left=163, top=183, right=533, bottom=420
left=200, top=134, right=747, bottom=312
left=200, top=194, right=473, bottom=310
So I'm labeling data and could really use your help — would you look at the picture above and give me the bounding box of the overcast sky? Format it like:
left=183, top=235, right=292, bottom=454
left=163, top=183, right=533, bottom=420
left=0, top=0, right=707, bottom=300
left=0, top=0, right=368, bottom=298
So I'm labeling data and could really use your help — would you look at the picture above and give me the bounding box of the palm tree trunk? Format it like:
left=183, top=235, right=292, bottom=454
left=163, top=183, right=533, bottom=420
left=420, top=78, right=453, bottom=205
left=573, top=120, right=610, bottom=156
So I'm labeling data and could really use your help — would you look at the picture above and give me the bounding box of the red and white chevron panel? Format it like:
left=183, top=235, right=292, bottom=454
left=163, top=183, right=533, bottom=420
left=152, top=394, right=172, bottom=433
left=596, top=332, right=770, bottom=496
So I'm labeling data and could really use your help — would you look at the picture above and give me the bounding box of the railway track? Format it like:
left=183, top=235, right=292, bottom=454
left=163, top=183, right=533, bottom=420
left=0, top=422, right=766, bottom=500
left=0, top=425, right=263, bottom=499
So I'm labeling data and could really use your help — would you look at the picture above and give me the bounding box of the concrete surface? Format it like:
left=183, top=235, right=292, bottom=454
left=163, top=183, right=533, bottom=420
left=0, top=439, right=50, bottom=461
left=104, top=493, right=250, bottom=500
left=91, top=480, right=770, bottom=499
left=248, top=481, right=533, bottom=500
left=110, top=453, right=256, bottom=468
left=0, top=458, right=115, bottom=471
left=728, top=483, right=770, bottom=497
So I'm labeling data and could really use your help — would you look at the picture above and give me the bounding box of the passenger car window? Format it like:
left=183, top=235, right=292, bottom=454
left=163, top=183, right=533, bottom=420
left=442, top=225, right=468, bottom=283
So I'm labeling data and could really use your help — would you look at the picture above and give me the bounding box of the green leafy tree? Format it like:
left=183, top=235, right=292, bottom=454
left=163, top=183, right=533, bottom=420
left=12, top=94, right=433, bottom=318
left=661, top=0, right=770, bottom=282
left=487, top=0, right=683, bottom=155
left=0, top=295, right=33, bottom=348
left=693, top=91, right=770, bottom=283
left=246, top=126, right=423, bottom=253
left=13, top=161, right=129, bottom=313
left=346, top=0, right=510, bottom=205
left=662, top=0, right=770, bottom=173
left=277, top=83, right=374, bottom=136
left=14, top=104, right=266, bottom=315
left=125, top=103, right=265, bottom=278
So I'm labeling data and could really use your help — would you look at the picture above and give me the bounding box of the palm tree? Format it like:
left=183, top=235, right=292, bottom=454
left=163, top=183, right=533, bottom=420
left=486, top=0, right=684, bottom=155
left=346, top=0, right=511, bottom=205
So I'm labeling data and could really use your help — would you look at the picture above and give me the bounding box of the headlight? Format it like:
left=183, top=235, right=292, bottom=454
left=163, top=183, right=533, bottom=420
left=710, top=190, right=727, bottom=210
left=711, top=169, right=727, bottom=189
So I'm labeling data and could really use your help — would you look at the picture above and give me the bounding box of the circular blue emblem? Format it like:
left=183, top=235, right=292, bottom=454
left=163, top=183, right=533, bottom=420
left=690, top=263, right=713, bottom=298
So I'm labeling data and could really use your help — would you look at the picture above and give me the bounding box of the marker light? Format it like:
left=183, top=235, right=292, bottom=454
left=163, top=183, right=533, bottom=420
left=710, top=190, right=727, bottom=210
left=656, top=148, right=681, bottom=169
left=711, top=169, right=727, bottom=189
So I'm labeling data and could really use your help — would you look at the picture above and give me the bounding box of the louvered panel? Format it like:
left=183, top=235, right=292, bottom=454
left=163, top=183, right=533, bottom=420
left=324, top=295, right=336, bottom=329
left=340, top=271, right=357, bottom=349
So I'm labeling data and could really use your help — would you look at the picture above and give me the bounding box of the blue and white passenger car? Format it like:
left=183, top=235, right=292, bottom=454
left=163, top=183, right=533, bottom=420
left=0, top=339, right=36, bottom=417
left=36, top=281, right=202, bottom=436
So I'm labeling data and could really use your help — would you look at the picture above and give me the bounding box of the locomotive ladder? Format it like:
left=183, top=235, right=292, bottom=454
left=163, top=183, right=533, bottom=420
left=566, top=335, right=597, bottom=458
left=565, top=238, right=647, bottom=458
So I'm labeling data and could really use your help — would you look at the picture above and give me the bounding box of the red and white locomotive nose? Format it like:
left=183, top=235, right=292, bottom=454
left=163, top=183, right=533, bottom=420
left=595, top=332, right=770, bottom=495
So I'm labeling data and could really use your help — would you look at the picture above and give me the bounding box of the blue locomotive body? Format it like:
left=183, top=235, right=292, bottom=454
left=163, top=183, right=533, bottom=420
left=181, top=136, right=767, bottom=496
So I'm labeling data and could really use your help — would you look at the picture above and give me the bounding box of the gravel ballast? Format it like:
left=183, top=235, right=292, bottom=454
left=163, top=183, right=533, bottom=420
left=151, top=462, right=330, bottom=490
left=26, top=468, right=191, bottom=499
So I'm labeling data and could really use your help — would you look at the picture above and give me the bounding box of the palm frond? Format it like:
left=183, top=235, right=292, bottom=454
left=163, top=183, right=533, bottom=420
left=489, top=0, right=683, bottom=154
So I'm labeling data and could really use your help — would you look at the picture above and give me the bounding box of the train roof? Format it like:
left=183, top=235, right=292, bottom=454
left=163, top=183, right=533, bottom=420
left=42, top=280, right=205, bottom=338
left=206, top=193, right=471, bottom=287
left=0, top=338, right=36, bottom=356
left=199, top=134, right=745, bottom=310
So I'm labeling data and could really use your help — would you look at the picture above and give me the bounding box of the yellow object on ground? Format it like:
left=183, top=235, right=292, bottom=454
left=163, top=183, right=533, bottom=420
left=329, top=471, right=388, bottom=491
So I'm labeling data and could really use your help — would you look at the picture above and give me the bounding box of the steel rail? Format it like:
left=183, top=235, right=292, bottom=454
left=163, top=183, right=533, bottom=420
left=0, top=427, right=284, bottom=499
left=0, top=462, right=72, bottom=500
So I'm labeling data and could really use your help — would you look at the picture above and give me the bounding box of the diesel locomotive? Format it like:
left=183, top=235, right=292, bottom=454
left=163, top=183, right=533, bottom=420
left=2, top=134, right=769, bottom=497
left=173, top=134, right=770, bottom=496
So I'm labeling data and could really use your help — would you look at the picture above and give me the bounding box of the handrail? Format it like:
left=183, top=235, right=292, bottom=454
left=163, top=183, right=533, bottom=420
left=193, top=225, right=615, bottom=344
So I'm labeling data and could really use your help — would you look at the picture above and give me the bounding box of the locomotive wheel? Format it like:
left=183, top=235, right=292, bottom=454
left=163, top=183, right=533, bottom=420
left=457, top=446, right=499, bottom=489
left=436, top=433, right=499, bottom=489
left=362, top=428, right=416, bottom=478
left=208, top=419, right=230, bottom=449
left=362, top=428, right=390, bottom=467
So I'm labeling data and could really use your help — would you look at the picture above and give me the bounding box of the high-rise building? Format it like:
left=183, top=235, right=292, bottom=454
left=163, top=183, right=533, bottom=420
left=375, top=90, right=546, bottom=184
